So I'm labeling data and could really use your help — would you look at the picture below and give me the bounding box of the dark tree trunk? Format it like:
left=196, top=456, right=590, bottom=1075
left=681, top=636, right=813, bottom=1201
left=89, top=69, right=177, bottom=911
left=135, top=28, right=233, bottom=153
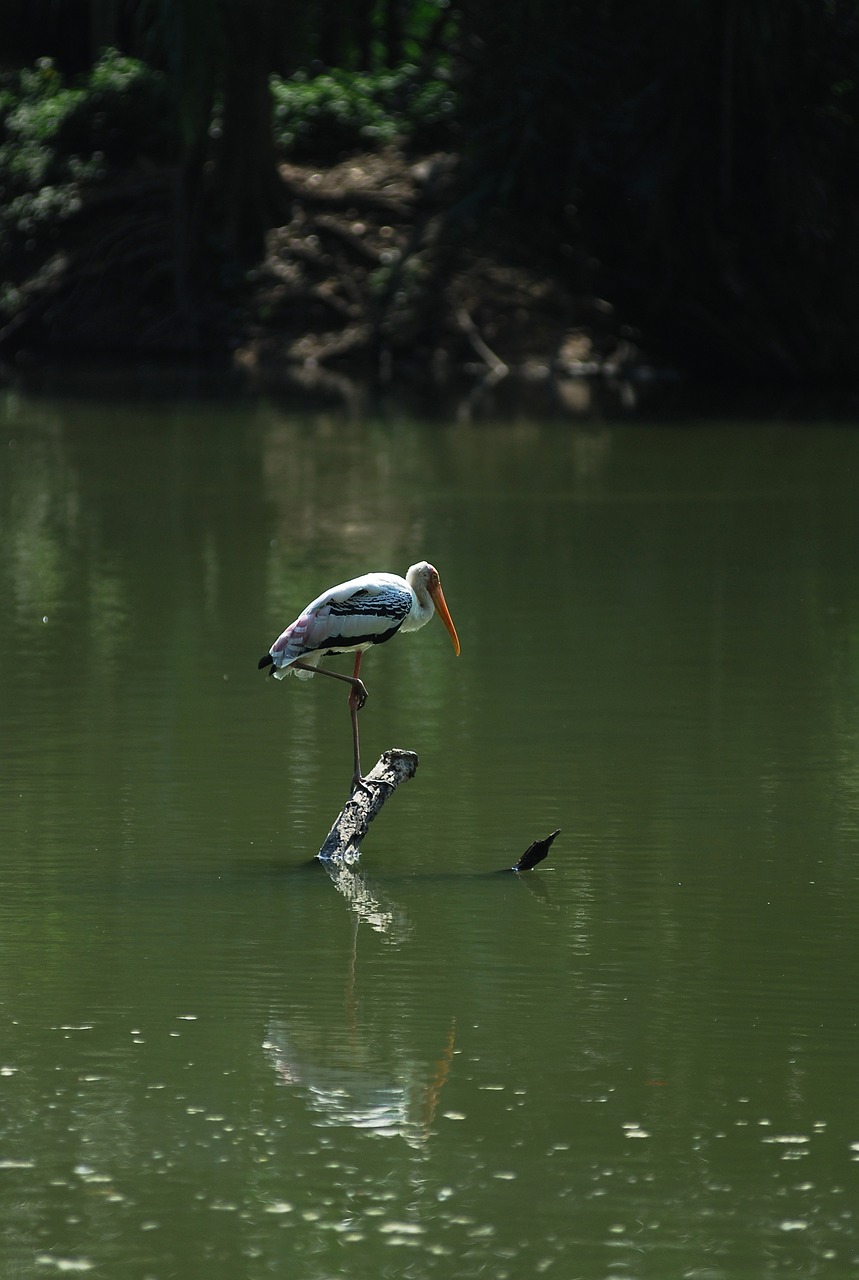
left=218, top=0, right=282, bottom=260
left=352, top=0, right=376, bottom=70
left=317, top=0, right=345, bottom=68
left=382, top=0, right=404, bottom=66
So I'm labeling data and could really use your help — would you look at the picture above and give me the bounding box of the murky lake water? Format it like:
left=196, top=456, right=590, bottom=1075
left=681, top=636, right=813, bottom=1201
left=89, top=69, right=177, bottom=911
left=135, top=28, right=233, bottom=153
left=2, top=380, right=859, bottom=1278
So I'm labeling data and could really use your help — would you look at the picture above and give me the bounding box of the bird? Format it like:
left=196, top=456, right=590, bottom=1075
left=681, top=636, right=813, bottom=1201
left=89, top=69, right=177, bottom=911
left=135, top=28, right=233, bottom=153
left=259, top=561, right=461, bottom=789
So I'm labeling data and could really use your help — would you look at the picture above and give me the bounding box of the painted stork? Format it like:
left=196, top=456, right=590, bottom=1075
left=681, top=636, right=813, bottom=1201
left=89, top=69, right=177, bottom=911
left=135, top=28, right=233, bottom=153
left=258, top=562, right=460, bottom=788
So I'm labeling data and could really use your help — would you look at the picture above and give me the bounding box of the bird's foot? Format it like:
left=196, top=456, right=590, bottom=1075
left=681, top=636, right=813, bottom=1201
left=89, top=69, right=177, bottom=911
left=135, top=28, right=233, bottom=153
left=350, top=773, right=396, bottom=799
left=348, top=679, right=369, bottom=712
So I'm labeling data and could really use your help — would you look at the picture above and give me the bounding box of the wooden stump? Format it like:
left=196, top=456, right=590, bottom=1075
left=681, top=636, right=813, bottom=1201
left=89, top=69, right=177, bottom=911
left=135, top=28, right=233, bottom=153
left=316, top=748, right=419, bottom=865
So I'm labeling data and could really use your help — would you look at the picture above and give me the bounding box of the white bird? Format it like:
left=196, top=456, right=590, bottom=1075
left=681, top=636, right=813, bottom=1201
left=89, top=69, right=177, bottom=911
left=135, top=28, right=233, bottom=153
left=259, top=561, right=461, bottom=788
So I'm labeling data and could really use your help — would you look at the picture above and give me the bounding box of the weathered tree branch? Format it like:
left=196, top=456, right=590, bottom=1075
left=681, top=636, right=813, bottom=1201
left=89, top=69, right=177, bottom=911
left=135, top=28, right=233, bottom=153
left=317, top=749, right=419, bottom=864
left=507, top=828, right=560, bottom=872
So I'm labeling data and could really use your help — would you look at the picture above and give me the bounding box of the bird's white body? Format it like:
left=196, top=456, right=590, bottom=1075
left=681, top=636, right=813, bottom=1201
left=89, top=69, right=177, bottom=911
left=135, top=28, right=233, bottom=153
left=262, top=562, right=457, bottom=680
left=259, top=560, right=460, bottom=787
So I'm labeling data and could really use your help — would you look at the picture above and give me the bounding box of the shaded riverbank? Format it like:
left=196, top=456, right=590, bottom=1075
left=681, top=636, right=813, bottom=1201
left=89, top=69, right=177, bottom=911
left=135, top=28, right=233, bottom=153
left=1, top=142, right=639, bottom=411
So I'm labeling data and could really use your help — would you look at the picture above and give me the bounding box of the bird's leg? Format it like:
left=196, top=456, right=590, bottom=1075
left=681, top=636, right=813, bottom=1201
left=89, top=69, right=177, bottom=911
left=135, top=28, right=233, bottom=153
left=289, top=660, right=368, bottom=708
left=287, top=658, right=390, bottom=795
left=344, top=654, right=394, bottom=797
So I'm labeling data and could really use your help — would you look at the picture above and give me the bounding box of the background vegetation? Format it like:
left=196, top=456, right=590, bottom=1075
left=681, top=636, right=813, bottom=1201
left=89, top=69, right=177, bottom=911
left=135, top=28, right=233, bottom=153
left=1, top=0, right=858, bottom=383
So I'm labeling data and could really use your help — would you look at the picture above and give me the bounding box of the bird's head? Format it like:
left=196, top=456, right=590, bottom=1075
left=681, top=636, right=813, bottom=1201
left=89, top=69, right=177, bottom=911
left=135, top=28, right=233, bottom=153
left=407, top=562, right=461, bottom=655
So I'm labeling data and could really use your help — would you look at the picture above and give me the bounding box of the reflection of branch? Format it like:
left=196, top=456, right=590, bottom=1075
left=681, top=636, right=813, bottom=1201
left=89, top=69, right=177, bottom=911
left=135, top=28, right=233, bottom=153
left=422, top=1018, right=457, bottom=1137
left=322, top=861, right=413, bottom=944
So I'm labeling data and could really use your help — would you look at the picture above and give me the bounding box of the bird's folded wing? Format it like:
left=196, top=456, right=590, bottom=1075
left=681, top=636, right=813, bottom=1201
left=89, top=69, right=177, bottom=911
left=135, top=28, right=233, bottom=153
left=270, top=605, right=331, bottom=664
left=270, top=580, right=412, bottom=665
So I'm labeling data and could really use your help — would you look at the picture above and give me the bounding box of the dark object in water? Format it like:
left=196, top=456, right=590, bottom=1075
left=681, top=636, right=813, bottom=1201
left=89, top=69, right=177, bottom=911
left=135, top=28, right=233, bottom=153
left=508, top=829, right=560, bottom=873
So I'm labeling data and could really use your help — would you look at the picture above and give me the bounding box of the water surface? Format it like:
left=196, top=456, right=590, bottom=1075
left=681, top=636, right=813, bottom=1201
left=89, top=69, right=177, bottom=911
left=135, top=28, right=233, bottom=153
left=1, top=385, right=859, bottom=1278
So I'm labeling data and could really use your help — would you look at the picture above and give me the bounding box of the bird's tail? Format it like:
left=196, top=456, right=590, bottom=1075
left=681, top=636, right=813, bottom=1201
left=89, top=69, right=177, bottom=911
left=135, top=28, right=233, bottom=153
left=258, top=652, right=311, bottom=681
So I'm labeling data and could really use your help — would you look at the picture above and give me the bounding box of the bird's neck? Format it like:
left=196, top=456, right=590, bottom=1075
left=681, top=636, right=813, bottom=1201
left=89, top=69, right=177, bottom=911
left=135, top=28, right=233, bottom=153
left=402, top=586, right=434, bottom=633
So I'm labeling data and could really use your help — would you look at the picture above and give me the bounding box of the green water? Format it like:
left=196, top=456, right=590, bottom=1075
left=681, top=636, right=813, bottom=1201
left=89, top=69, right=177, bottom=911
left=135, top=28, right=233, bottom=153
left=2, top=384, right=859, bottom=1278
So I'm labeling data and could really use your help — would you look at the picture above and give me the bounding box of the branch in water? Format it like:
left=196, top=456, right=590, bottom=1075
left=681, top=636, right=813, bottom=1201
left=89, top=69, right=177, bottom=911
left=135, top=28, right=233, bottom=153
left=508, top=829, right=561, bottom=872
left=317, top=749, right=419, bottom=864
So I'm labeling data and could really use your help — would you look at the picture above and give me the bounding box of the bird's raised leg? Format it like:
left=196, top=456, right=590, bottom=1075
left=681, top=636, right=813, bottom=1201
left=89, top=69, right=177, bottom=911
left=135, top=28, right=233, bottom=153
left=289, top=660, right=368, bottom=708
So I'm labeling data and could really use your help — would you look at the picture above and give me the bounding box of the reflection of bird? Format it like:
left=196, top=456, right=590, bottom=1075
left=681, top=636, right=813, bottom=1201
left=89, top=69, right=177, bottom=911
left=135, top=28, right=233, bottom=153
left=259, top=562, right=461, bottom=788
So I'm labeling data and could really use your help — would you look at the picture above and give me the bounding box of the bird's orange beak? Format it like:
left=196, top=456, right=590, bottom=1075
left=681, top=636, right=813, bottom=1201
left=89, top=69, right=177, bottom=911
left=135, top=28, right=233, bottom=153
left=430, top=580, right=461, bottom=655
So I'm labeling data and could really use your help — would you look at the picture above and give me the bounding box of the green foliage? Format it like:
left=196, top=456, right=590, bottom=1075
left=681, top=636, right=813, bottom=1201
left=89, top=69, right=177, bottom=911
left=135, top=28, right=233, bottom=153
left=0, top=51, right=172, bottom=186
left=1, top=61, right=79, bottom=192
left=0, top=50, right=175, bottom=299
left=56, top=48, right=175, bottom=163
left=271, top=66, right=458, bottom=160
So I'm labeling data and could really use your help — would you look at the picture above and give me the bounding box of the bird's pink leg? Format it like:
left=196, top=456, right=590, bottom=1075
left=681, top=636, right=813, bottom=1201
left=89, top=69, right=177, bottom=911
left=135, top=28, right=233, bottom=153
left=289, top=660, right=368, bottom=708
left=347, top=656, right=394, bottom=795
